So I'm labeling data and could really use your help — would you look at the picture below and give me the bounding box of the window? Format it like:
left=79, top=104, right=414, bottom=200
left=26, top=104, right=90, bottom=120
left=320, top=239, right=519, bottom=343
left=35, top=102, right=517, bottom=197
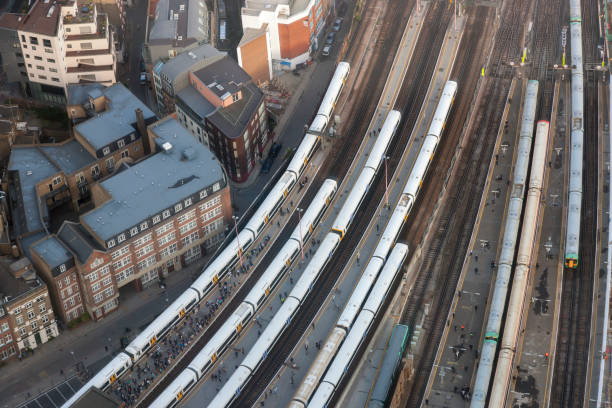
left=89, top=271, right=98, bottom=282
left=159, top=243, right=177, bottom=259
left=25, top=302, right=32, bottom=309
left=213, top=182, right=220, bottom=192
left=162, top=209, right=171, bottom=219
left=30, top=321, right=37, bottom=330
left=34, top=56, right=42, bottom=61
left=47, top=58, right=55, bottom=63
left=51, top=77, right=60, bottom=82
left=29, top=36, right=38, bottom=45
left=179, top=220, right=198, bottom=235
left=1, top=323, right=8, bottom=332
left=45, top=326, right=53, bottom=336
left=102, top=277, right=112, bottom=286
left=198, top=196, right=221, bottom=212
left=152, top=215, right=161, bottom=224
left=104, top=288, right=114, bottom=298
left=92, top=282, right=101, bottom=292
left=156, top=222, right=174, bottom=236
left=177, top=209, right=196, bottom=224
left=181, top=230, right=199, bottom=246
left=19, top=327, right=26, bottom=336
left=25, top=54, right=30, bottom=59
left=184, top=197, right=192, bottom=207
left=42, top=315, right=49, bottom=324
left=64, top=276, right=70, bottom=285
left=117, top=233, right=126, bottom=243
left=37, top=296, right=44, bottom=303
left=14, top=307, right=21, bottom=314
left=98, top=266, right=110, bottom=276
left=102, top=146, right=110, bottom=155
left=134, top=233, right=152, bottom=247
left=121, top=150, right=129, bottom=159
left=27, top=310, right=34, bottom=319
left=43, top=39, right=51, bottom=47
left=58, top=280, right=63, bottom=289
left=91, top=165, right=100, bottom=176
left=113, top=255, right=131, bottom=270
left=80, top=42, right=93, bottom=49
left=67, top=44, right=72, bottom=48
left=106, top=157, right=114, bottom=170
left=16, top=316, right=23, bottom=325
left=60, top=264, right=66, bottom=273
left=52, top=176, right=62, bottom=185
left=140, top=221, right=148, bottom=230
left=36, top=65, right=44, bottom=70
left=75, top=173, right=85, bottom=184
left=117, top=140, right=125, bottom=148
left=157, top=231, right=176, bottom=246
left=202, top=206, right=222, bottom=222
left=5, top=334, right=12, bottom=343
left=137, top=255, right=156, bottom=270
left=199, top=189, right=208, bottom=200
left=104, top=299, right=116, bottom=312
left=94, top=293, right=103, bottom=303
left=135, top=243, right=154, bottom=258
left=130, top=227, right=139, bottom=236
left=49, top=68, right=57, bottom=73
left=38, top=75, right=47, bottom=80
left=174, top=203, right=182, bottom=212
left=69, top=298, right=75, bottom=306
left=45, top=48, right=53, bottom=54
left=65, top=287, right=72, bottom=296
left=39, top=305, right=46, bottom=313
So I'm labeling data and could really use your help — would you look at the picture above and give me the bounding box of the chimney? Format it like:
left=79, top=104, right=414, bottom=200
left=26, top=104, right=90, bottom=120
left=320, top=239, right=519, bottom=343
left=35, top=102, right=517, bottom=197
left=135, top=108, right=151, bottom=154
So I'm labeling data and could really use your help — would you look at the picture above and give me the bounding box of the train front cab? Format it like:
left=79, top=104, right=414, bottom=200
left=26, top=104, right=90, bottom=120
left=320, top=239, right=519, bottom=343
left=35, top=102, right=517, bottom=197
left=565, top=255, right=578, bottom=269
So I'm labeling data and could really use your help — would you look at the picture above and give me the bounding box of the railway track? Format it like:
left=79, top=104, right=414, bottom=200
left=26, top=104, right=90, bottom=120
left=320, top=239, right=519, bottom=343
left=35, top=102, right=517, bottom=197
left=228, top=3, right=456, bottom=406
left=398, top=2, right=530, bottom=405
left=133, top=1, right=411, bottom=405
left=551, top=0, right=599, bottom=404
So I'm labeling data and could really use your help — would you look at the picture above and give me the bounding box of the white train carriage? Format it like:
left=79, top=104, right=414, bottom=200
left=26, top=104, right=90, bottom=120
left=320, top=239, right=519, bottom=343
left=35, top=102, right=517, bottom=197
left=62, top=353, right=132, bottom=407
left=190, top=229, right=256, bottom=298
left=206, top=297, right=301, bottom=408
left=331, top=167, right=376, bottom=238
left=403, top=134, right=438, bottom=199
left=245, top=171, right=297, bottom=235
left=287, top=133, right=320, bottom=177
left=364, top=110, right=401, bottom=172
left=149, top=368, right=199, bottom=408
left=310, top=62, right=351, bottom=134
left=189, top=303, right=254, bottom=377
left=244, top=239, right=300, bottom=309
left=362, top=244, right=408, bottom=314
left=291, top=179, right=338, bottom=244
left=530, top=121, right=549, bottom=191
left=308, top=310, right=375, bottom=408
left=372, top=207, right=406, bottom=260
left=290, top=233, right=341, bottom=302
left=427, top=81, right=458, bottom=138
left=125, top=290, right=199, bottom=360
left=289, top=327, right=346, bottom=408
left=337, top=257, right=385, bottom=330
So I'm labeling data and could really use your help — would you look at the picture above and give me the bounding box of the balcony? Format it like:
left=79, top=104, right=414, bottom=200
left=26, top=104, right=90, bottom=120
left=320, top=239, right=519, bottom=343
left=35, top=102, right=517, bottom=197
left=67, top=64, right=113, bottom=73
left=65, top=48, right=112, bottom=57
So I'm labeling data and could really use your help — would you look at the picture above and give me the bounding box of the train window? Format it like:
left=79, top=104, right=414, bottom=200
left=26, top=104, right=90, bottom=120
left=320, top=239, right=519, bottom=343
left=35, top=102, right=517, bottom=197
left=257, top=294, right=265, bottom=307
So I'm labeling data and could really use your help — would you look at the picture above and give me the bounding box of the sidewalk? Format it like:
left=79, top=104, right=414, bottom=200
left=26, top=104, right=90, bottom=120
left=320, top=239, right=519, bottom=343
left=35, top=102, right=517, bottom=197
left=0, top=256, right=210, bottom=407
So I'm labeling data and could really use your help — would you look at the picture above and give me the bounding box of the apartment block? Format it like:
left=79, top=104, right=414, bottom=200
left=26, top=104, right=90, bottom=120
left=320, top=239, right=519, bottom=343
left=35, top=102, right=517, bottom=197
left=175, top=55, right=269, bottom=182
left=0, top=0, right=116, bottom=102
left=239, top=0, right=331, bottom=76
left=151, top=44, right=225, bottom=115
left=0, top=258, right=59, bottom=357
left=30, top=235, right=85, bottom=323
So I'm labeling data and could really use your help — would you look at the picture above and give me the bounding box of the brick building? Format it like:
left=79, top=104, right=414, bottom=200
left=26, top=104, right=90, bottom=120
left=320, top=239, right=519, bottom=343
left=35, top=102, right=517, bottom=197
left=30, top=235, right=86, bottom=323
left=0, top=258, right=59, bottom=358
left=175, top=55, right=268, bottom=182
left=239, top=0, right=332, bottom=79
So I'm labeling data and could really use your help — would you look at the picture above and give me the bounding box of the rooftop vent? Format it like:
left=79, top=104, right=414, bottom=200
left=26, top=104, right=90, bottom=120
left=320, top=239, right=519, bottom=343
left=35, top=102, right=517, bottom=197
left=161, top=142, right=173, bottom=152
left=216, top=84, right=224, bottom=91
left=181, top=147, right=196, bottom=161
left=26, top=170, right=32, bottom=176
left=188, top=51, right=196, bottom=59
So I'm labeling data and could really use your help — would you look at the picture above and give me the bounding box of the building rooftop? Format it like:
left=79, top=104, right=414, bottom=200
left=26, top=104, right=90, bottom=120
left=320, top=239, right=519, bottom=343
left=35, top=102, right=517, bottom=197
left=158, top=44, right=224, bottom=84
left=66, top=83, right=105, bottom=105
left=8, top=140, right=95, bottom=235
left=242, top=0, right=312, bottom=17
left=0, top=258, right=44, bottom=305
left=0, top=13, right=25, bottom=30
left=81, top=118, right=225, bottom=243
left=149, top=0, right=208, bottom=47
left=176, top=86, right=216, bottom=120
left=20, top=231, right=48, bottom=259
left=189, top=57, right=263, bottom=139
left=16, top=0, right=67, bottom=36
left=31, top=235, right=73, bottom=273
left=58, top=221, right=103, bottom=264
left=74, top=83, right=155, bottom=151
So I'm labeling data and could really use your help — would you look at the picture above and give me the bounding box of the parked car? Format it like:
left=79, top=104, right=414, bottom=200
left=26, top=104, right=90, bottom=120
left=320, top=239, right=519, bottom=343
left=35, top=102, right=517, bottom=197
left=139, top=72, right=147, bottom=85
left=325, top=32, right=336, bottom=45
left=333, top=18, right=343, bottom=32
left=322, top=44, right=332, bottom=57
left=261, top=157, right=272, bottom=174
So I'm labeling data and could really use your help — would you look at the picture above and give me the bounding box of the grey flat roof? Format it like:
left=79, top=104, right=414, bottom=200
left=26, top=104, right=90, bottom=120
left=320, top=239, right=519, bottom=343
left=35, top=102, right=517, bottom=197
left=67, top=83, right=106, bottom=106
left=20, top=232, right=48, bottom=259
left=58, top=222, right=103, bottom=264
left=81, top=118, right=224, bottom=242
left=149, top=0, right=208, bottom=45
left=0, top=258, right=43, bottom=300
left=31, top=235, right=73, bottom=270
left=176, top=86, right=216, bottom=121
left=74, top=83, right=155, bottom=151
left=8, top=141, right=96, bottom=235
left=208, top=82, right=262, bottom=139
left=159, top=44, right=224, bottom=83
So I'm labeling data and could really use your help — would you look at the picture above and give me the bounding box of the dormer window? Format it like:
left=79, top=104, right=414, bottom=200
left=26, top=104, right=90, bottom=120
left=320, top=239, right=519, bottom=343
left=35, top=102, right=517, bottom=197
left=232, top=93, right=239, bottom=103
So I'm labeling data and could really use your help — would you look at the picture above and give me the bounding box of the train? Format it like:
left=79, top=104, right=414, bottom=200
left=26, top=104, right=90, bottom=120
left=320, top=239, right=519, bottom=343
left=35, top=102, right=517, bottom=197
left=61, top=61, right=350, bottom=408
left=199, top=109, right=404, bottom=408
left=471, top=80, right=539, bottom=407
left=565, top=0, right=584, bottom=269
left=488, top=121, right=550, bottom=406
left=290, top=80, right=458, bottom=407
left=366, top=324, right=410, bottom=408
